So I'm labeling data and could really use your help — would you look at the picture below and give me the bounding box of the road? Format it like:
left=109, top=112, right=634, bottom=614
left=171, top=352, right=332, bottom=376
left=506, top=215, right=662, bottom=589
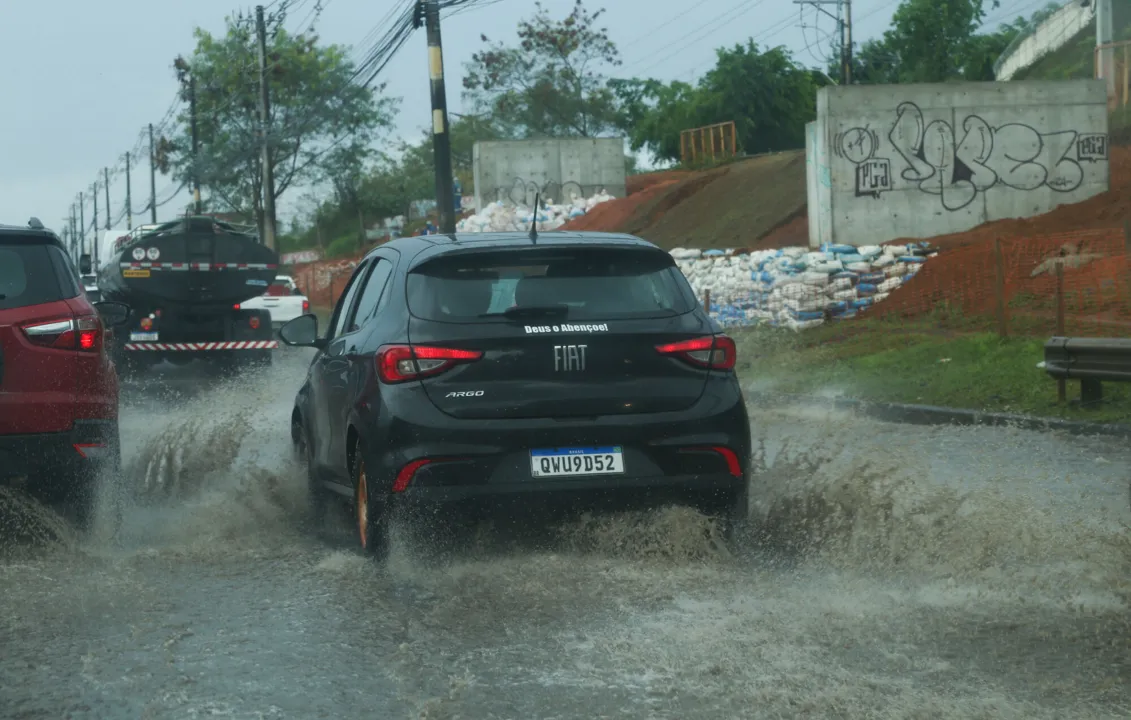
left=1, top=349, right=1129, bottom=719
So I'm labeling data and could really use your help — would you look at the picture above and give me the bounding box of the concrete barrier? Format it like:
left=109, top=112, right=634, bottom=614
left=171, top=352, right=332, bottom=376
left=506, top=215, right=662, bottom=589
left=806, top=80, right=1111, bottom=248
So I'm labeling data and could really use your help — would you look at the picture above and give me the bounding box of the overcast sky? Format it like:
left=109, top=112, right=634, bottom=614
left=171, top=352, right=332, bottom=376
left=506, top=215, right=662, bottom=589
left=0, top=0, right=1045, bottom=236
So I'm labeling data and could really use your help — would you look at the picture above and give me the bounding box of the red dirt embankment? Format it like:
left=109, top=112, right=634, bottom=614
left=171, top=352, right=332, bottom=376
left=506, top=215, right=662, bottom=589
left=561, top=151, right=808, bottom=249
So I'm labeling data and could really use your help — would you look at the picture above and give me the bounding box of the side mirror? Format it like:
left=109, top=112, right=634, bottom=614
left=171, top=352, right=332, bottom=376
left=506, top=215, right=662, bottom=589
left=279, top=314, right=325, bottom=349
left=93, top=300, right=131, bottom=328
left=79, top=254, right=92, bottom=275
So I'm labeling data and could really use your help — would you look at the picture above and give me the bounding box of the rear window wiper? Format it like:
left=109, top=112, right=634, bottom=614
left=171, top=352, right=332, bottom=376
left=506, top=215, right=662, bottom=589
left=480, top=304, right=569, bottom=320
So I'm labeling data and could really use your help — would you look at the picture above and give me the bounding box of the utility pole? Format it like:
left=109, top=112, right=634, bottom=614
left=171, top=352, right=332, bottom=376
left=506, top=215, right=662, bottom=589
left=256, top=5, right=278, bottom=249
left=148, top=123, right=158, bottom=223
left=91, top=182, right=98, bottom=253
left=79, top=192, right=86, bottom=259
left=125, top=152, right=133, bottom=230
left=793, top=0, right=850, bottom=84
left=69, top=205, right=76, bottom=260
left=104, top=168, right=111, bottom=230
left=189, top=73, right=202, bottom=214
left=1098, top=0, right=1115, bottom=101
left=418, top=0, right=456, bottom=233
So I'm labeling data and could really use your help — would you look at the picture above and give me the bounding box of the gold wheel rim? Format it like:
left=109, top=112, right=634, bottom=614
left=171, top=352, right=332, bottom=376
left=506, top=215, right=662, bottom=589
left=357, top=461, right=368, bottom=548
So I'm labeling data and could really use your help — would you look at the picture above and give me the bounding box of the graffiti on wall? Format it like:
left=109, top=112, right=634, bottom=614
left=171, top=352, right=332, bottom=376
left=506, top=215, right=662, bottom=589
left=494, top=178, right=585, bottom=206
left=833, top=101, right=1109, bottom=211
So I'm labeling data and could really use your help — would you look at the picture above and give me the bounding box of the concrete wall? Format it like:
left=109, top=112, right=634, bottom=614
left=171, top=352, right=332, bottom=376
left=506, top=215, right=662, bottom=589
left=472, top=138, right=627, bottom=211
left=994, top=0, right=1094, bottom=81
left=808, top=80, right=1110, bottom=248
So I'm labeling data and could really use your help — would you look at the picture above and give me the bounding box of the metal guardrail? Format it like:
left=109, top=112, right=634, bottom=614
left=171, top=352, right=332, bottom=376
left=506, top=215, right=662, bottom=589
left=1043, top=336, right=1131, bottom=403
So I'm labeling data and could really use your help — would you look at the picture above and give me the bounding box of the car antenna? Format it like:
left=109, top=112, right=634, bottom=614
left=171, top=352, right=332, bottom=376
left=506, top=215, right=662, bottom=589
left=529, top=192, right=540, bottom=244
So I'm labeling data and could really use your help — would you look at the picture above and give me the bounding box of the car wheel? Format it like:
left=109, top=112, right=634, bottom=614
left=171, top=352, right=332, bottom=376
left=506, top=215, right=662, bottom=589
left=353, top=443, right=390, bottom=560
left=293, top=419, right=325, bottom=525
left=718, top=484, right=750, bottom=547
left=67, top=435, right=124, bottom=542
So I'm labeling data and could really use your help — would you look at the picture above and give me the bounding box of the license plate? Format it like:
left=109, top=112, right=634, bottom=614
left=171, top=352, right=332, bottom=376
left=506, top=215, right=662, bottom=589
left=130, top=332, right=158, bottom=341
left=529, top=447, right=624, bottom=477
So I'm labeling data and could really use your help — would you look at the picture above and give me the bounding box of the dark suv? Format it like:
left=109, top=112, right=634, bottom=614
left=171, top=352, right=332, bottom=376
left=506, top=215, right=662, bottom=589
left=281, top=231, right=750, bottom=556
left=0, top=219, right=130, bottom=528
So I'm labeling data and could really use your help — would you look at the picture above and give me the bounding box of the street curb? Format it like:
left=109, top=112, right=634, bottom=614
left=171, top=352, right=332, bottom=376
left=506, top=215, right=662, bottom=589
left=744, top=389, right=1131, bottom=439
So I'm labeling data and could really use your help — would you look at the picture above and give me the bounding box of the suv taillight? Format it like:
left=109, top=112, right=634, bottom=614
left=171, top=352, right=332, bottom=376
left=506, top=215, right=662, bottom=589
left=655, top=334, right=735, bottom=370
left=22, top=316, right=102, bottom=352
left=302, top=300, right=310, bottom=313
left=376, top=344, right=482, bottom=383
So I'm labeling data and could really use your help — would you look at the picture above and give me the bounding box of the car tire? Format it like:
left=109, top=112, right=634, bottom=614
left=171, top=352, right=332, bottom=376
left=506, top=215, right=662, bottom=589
left=293, top=419, right=325, bottom=526
left=353, top=441, right=390, bottom=560
left=67, top=432, right=124, bottom=542
left=718, top=484, right=750, bottom=548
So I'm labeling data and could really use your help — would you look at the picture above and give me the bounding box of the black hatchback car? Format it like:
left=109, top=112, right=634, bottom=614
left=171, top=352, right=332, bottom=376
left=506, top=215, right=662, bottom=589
left=281, top=231, right=750, bottom=556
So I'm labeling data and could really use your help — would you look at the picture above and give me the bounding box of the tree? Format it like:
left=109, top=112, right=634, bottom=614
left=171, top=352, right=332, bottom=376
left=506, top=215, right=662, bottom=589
left=613, top=42, right=825, bottom=164
left=463, top=0, right=622, bottom=137
left=163, top=7, right=396, bottom=230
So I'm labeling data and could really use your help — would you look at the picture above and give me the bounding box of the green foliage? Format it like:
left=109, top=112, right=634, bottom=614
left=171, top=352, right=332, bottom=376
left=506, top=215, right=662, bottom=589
left=325, top=234, right=360, bottom=259
left=463, top=0, right=622, bottom=137
left=612, top=43, right=825, bottom=164
left=840, top=0, right=1059, bottom=84
left=164, top=8, right=397, bottom=219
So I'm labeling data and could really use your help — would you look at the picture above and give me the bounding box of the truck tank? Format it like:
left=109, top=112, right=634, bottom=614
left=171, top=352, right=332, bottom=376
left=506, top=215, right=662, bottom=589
left=98, top=215, right=278, bottom=307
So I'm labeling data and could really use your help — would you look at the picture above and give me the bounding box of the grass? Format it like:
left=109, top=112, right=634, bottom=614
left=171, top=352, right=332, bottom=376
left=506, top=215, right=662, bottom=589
left=732, top=312, right=1131, bottom=425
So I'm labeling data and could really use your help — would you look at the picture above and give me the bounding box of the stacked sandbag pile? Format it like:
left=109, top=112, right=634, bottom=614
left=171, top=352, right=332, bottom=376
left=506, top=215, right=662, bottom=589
left=671, top=243, right=935, bottom=330
left=456, top=191, right=615, bottom=232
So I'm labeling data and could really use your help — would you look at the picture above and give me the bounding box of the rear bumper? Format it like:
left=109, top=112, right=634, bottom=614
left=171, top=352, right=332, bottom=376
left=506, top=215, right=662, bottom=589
left=0, top=419, right=120, bottom=498
left=353, top=374, right=751, bottom=517
left=397, top=471, right=746, bottom=521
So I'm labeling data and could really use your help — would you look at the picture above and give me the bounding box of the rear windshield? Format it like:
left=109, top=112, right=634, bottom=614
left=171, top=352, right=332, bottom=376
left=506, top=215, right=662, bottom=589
left=264, top=283, right=291, bottom=296
left=407, top=246, right=697, bottom=322
left=0, top=243, right=65, bottom=310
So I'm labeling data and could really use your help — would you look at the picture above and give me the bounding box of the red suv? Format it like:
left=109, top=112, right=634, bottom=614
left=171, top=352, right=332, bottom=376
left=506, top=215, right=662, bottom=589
left=0, top=218, right=130, bottom=530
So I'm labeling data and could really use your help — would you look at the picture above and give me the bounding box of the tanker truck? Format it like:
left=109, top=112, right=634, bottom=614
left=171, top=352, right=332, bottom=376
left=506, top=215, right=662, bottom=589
left=83, top=215, right=278, bottom=376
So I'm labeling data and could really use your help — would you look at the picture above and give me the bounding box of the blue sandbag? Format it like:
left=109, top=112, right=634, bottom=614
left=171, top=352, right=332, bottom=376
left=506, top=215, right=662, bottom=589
left=832, top=271, right=858, bottom=281
left=851, top=298, right=873, bottom=308
left=790, top=310, right=824, bottom=321
left=821, top=244, right=856, bottom=254
left=898, top=256, right=926, bottom=263
left=856, top=283, right=877, bottom=295
left=858, top=272, right=885, bottom=284
left=838, top=254, right=864, bottom=264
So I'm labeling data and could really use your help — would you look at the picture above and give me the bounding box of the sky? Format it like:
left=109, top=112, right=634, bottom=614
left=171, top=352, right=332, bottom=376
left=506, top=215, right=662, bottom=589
left=0, top=0, right=1048, bottom=239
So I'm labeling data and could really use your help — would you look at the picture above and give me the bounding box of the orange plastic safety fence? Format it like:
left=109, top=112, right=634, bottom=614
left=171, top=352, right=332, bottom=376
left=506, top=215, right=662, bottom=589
left=872, top=228, right=1131, bottom=337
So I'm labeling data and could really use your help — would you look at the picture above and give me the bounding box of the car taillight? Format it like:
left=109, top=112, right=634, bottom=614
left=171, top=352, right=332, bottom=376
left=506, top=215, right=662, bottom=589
left=22, top=316, right=101, bottom=351
left=375, top=344, right=483, bottom=383
left=302, top=300, right=310, bottom=313
left=140, top=317, right=154, bottom=331
left=233, top=303, right=241, bottom=310
left=655, top=334, right=735, bottom=370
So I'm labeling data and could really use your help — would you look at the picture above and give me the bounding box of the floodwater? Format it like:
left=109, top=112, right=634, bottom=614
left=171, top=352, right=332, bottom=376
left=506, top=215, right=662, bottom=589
left=1, top=350, right=1129, bottom=718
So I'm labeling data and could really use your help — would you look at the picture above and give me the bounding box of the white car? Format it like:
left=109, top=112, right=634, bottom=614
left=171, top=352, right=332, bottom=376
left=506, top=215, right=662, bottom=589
left=237, top=275, right=309, bottom=328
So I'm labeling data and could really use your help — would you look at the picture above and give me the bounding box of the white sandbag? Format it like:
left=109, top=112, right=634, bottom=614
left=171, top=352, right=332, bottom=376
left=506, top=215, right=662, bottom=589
left=800, top=271, right=829, bottom=286
left=785, top=317, right=825, bottom=331
left=857, top=245, right=882, bottom=258
left=846, top=262, right=872, bottom=273
left=878, top=277, right=902, bottom=293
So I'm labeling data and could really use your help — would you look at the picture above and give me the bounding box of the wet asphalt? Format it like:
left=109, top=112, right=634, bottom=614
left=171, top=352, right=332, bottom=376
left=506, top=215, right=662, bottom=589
left=1, top=348, right=1129, bottom=719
